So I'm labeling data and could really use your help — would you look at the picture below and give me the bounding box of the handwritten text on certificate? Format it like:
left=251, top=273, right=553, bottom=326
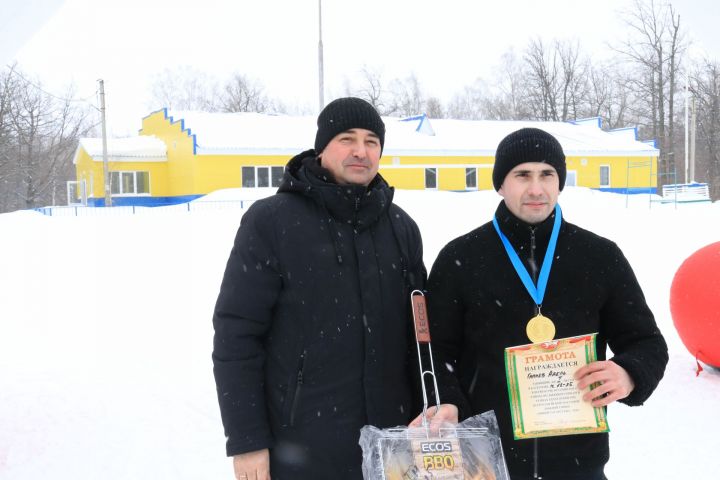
left=504, top=334, right=609, bottom=439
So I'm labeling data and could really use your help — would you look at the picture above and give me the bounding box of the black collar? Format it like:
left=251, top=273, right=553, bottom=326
left=493, top=200, right=559, bottom=251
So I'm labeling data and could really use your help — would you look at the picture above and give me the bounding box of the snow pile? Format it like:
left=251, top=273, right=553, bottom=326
left=1, top=187, right=719, bottom=479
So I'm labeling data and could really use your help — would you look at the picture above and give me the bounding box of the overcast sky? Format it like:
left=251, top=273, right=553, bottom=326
left=4, top=0, right=720, bottom=136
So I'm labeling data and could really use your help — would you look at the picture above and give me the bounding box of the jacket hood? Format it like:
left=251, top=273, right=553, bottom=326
left=277, top=149, right=318, bottom=195
left=277, top=149, right=394, bottom=230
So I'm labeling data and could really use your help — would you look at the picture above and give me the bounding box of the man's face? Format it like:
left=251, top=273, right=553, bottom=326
left=498, top=162, right=560, bottom=224
left=318, top=128, right=381, bottom=186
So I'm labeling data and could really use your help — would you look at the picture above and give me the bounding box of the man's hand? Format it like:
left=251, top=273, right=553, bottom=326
left=409, top=404, right=459, bottom=430
left=233, top=449, right=270, bottom=480
left=574, top=360, right=635, bottom=407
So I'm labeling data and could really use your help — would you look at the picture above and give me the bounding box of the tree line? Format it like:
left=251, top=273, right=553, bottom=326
left=343, top=0, right=717, bottom=200
left=146, top=0, right=720, bottom=201
left=0, top=65, right=93, bottom=213
left=1, top=0, right=718, bottom=213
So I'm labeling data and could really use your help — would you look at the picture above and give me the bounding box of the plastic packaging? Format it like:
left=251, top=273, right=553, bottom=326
left=359, top=410, right=509, bottom=480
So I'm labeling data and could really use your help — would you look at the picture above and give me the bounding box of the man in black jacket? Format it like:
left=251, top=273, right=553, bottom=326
left=416, top=128, right=668, bottom=479
left=212, top=97, right=426, bottom=480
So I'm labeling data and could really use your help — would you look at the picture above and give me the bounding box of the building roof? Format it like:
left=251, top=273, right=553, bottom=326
left=76, top=136, right=167, bottom=162
left=161, top=109, right=659, bottom=158
left=76, top=110, right=659, bottom=161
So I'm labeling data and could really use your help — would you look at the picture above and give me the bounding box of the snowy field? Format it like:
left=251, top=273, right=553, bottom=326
left=1, top=187, right=719, bottom=479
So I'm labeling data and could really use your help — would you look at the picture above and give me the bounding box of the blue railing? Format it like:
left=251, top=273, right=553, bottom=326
left=33, top=199, right=256, bottom=217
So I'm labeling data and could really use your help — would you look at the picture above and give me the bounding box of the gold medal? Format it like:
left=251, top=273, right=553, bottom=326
left=526, top=314, right=556, bottom=343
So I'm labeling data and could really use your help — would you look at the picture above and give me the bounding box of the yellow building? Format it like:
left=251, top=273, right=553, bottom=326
left=72, top=109, right=659, bottom=206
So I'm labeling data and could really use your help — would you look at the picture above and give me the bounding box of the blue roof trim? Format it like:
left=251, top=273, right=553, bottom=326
left=570, top=117, right=602, bottom=129
left=400, top=113, right=426, bottom=132
left=138, top=107, right=169, bottom=134
left=141, top=107, right=168, bottom=121
left=154, top=108, right=198, bottom=155
left=643, top=139, right=658, bottom=149
left=400, top=114, right=426, bottom=123
left=609, top=126, right=639, bottom=140
left=400, top=113, right=435, bottom=135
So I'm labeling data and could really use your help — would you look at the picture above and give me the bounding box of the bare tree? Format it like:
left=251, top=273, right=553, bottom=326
left=447, top=82, right=487, bottom=120
left=148, top=66, right=217, bottom=111
left=476, top=48, right=538, bottom=121
left=585, top=63, right=637, bottom=129
left=690, top=60, right=720, bottom=200
left=344, top=66, right=390, bottom=113
left=0, top=67, right=92, bottom=212
left=0, top=67, right=20, bottom=181
left=387, top=73, right=425, bottom=117
left=218, top=73, right=272, bottom=113
left=149, top=67, right=283, bottom=114
left=666, top=4, right=685, bottom=176
left=523, top=38, right=589, bottom=122
left=614, top=0, right=687, bottom=185
left=557, top=40, right=590, bottom=121
left=489, top=49, right=532, bottom=120
left=345, top=68, right=441, bottom=118
left=425, top=96, right=445, bottom=119
left=42, top=90, right=92, bottom=206
left=524, top=38, right=560, bottom=120
left=9, top=79, right=53, bottom=209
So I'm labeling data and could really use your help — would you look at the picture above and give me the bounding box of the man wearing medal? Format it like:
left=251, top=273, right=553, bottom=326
left=419, top=128, right=668, bottom=479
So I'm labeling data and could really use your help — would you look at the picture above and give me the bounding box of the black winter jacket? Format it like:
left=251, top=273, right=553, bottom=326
left=212, top=150, right=426, bottom=479
left=427, top=201, right=667, bottom=479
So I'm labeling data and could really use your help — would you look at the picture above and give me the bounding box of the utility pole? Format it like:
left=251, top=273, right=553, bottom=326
left=98, top=79, right=112, bottom=207
left=690, top=95, right=696, bottom=183
left=684, top=73, right=689, bottom=184
left=318, top=0, right=325, bottom=111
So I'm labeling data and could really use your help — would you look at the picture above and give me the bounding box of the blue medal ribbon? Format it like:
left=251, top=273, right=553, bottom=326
left=492, top=204, right=562, bottom=307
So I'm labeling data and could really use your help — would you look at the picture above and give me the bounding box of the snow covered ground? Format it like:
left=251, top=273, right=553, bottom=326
left=1, top=187, right=719, bottom=479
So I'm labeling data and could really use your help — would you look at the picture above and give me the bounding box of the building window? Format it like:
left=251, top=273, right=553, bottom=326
left=599, top=165, right=610, bottom=187
left=242, top=167, right=255, bottom=187
left=257, top=167, right=270, bottom=187
left=425, top=168, right=437, bottom=189
left=271, top=166, right=284, bottom=187
left=67, top=180, right=87, bottom=206
left=242, top=166, right=284, bottom=188
left=566, top=170, right=577, bottom=187
left=110, top=171, right=149, bottom=195
left=465, top=167, right=477, bottom=189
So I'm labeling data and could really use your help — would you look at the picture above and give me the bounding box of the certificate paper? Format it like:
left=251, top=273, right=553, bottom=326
left=504, top=333, right=609, bottom=440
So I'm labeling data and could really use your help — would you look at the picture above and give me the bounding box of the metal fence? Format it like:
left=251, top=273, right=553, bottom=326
left=33, top=200, right=256, bottom=217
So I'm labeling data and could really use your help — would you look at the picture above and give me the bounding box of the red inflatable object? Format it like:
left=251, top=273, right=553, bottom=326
left=670, top=241, right=720, bottom=368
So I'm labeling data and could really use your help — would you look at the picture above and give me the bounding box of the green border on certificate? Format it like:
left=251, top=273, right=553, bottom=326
left=504, top=333, right=609, bottom=440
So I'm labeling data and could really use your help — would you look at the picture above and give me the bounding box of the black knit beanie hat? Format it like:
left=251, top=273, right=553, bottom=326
left=314, top=97, right=385, bottom=154
left=493, top=127, right=567, bottom=191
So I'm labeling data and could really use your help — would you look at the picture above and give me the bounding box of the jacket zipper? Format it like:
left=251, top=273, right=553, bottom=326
left=289, top=352, right=305, bottom=427
left=529, top=226, right=538, bottom=282
left=353, top=195, right=361, bottom=225
left=529, top=226, right=540, bottom=479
